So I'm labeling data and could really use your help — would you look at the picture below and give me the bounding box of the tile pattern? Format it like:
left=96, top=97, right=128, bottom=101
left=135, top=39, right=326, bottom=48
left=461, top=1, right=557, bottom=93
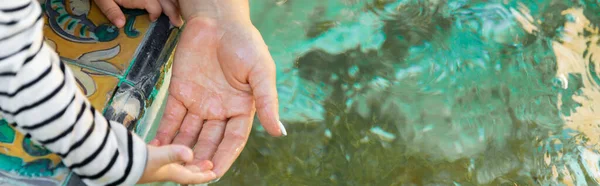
left=0, top=119, right=66, bottom=186
left=43, top=0, right=152, bottom=75
left=0, top=0, right=178, bottom=185
left=66, top=63, right=120, bottom=111
left=105, top=26, right=179, bottom=129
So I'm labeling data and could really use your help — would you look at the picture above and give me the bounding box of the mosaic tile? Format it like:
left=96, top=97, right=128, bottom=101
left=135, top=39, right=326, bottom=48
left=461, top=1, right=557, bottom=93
left=105, top=26, right=179, bottom=130
left=65, top=63, right=120, bottom=111
left=0, top=119, right=69, bottom=186
left=104, top=83, right=145, bottom=130
left=125, top=17, right=176, bottom=84
left=42, top=0, right=153, bottom=76
left=0, top=1, right=177, bottom=185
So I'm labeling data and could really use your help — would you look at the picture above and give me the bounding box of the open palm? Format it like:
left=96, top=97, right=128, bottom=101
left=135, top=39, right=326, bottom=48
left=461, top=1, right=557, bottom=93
left=151, top=17, right=285, bottom=178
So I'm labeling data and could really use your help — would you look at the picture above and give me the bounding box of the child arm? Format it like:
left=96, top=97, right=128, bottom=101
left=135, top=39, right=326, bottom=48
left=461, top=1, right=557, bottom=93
left=0, top=1, right=148, bottom=185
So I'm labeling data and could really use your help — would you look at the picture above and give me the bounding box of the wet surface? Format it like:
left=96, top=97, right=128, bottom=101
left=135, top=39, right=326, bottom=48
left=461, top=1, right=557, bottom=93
left=213, top=0, right=600, bottom=185
left=2, top=0, right=600, bottom=185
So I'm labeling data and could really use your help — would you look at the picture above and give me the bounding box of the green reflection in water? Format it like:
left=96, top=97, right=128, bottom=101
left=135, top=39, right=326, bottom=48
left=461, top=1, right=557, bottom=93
left=177, top=0, right=600, bottom=185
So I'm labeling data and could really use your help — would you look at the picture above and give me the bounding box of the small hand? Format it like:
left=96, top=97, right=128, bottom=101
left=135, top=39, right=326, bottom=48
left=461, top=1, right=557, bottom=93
left=137, top=144, right=216, bottom=184
left=151, top=17, right=285, bottom=177
left=93, top=0, right=183, bottom=28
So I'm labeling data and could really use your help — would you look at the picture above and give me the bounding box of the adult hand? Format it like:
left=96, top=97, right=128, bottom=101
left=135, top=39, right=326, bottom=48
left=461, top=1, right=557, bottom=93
left=150, top=17, right=286, bottom=178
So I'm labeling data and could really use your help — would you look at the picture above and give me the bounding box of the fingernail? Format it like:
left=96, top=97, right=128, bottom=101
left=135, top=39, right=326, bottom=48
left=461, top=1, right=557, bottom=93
left=187, top=165, right=201, bottom=172
left=199, top=160, right=214, bottom=170
left=278, top=120, right=287, bottom=136
left=114, top=18, right=125, bottom=28
left=207, top=177, right=221, bottom=184
left=175, top=146, right=187, bottom=153
left=149, top=139, right=160, bottom=146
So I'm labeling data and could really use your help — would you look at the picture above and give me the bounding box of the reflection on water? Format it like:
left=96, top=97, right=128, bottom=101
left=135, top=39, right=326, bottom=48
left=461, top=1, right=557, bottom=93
left=214, top=0, right=600, bottom=185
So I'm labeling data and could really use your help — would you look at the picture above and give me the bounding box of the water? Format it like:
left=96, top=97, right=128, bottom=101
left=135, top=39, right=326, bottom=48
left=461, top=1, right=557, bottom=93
left=189, top=0, right=600, bottom=185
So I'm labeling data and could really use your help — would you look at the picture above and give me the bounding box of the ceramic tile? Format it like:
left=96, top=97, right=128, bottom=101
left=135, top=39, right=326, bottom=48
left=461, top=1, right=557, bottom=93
left=0, top=119, right=69, bottom=186
left=103, top=48, right=173, bottom=130
left=105, top=25, right=179, bottom=131
left=0, top=1, right=176, bottom=185
left=104, top=83, right=144, bottom=130
left=41, top=0, right=153, bottom=76
left=125, top=19, right=177, bottom=84
left=66, top=63, right=120, bottom=111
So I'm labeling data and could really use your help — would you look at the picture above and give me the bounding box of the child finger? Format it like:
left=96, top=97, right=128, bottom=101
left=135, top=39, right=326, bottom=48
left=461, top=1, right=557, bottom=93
left=165, top=166, right=217, bottom=185
left=95, top=0, right=126, bottom=27
left=159, top=0, right=183, bottom=26
left=145, top=0, right=163, bottom=21
left=185, top=160, right=213, bottom=172
left=148, top=145, right=194, bottom=167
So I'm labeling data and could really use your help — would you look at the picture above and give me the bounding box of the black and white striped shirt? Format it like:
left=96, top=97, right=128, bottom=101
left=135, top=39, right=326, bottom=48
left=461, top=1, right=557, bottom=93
left=0, top=0, right=147, bottom=185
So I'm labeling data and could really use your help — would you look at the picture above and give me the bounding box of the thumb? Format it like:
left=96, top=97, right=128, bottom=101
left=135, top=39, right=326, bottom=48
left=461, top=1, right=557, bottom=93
left=94, top=0, right=126, bottom=28
left=140, top=145, right=216, bottom=184
left=249, top=49, right=286, bottom=137
left=148, top=145, right=194, bottom=167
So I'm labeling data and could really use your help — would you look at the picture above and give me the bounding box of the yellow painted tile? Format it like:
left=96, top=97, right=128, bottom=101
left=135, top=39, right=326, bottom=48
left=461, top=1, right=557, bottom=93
left=0, top=119, right=66, bottom=186
left=42, top=0, right=152, bottom=75
left=0, top=124, right=62, bottom=168
left=66, top=63, right=119, bottom=111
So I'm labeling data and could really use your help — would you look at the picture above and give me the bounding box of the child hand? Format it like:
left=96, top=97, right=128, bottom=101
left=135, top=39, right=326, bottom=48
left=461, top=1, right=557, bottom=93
left=94, top=0, right=183, bottom=28
left=156, top=0, right=184, bottom=27
left=137, top=144, right=217, bottom=184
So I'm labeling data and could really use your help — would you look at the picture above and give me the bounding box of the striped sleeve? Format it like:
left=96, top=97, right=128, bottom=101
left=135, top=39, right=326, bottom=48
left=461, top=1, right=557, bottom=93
left=0, top=1, right=148, bottom=185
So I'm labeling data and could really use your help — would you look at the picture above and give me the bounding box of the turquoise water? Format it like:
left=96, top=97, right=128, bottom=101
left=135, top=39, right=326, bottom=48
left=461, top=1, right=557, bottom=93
left=173, top=0, right=600, bottom=185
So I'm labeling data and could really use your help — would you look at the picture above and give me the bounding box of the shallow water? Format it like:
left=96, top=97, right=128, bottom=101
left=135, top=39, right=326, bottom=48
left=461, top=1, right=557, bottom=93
left=183, top=0, right=600, bottom=185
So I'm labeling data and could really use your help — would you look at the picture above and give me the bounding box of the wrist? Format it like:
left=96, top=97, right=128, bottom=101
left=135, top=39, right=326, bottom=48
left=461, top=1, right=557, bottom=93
left=185, top=12, right=252, bottom=26
left=178, top=0, right=251, bottom=24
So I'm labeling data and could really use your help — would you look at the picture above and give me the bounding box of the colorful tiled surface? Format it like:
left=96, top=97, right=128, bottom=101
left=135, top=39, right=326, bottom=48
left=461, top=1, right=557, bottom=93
left=43, top=0, right=152, bottom=75
left=66, top=63, right=120, bottom=111
left=0, top=0, right=179, bottom=185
